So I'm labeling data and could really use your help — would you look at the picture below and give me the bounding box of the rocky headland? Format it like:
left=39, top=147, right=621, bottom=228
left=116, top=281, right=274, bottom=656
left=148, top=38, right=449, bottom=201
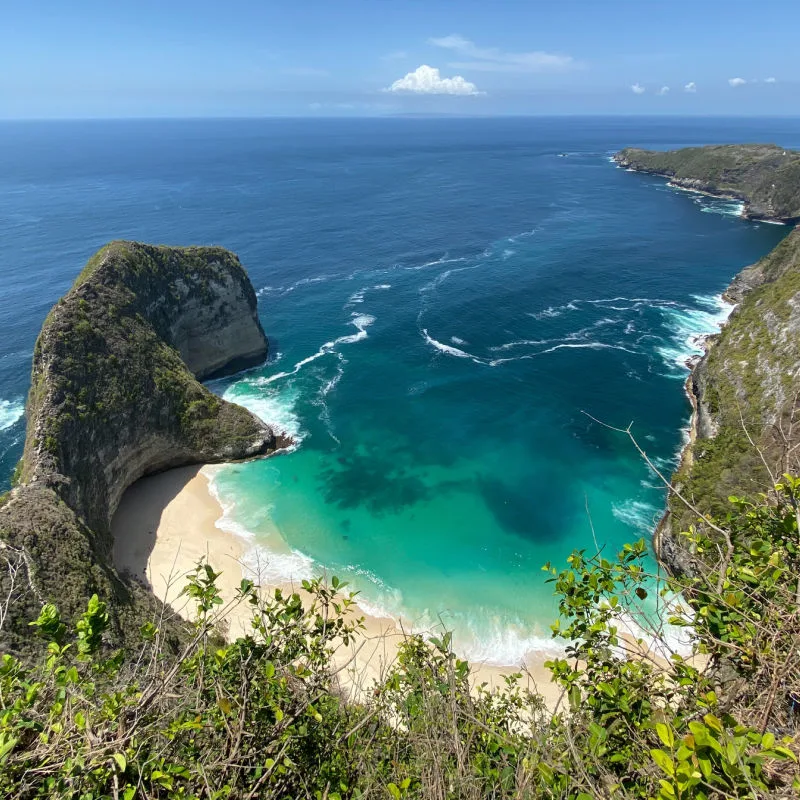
left=0, top=241, right=279, bottom=655
left=614, top=144, right=800, bottom=223
left=615, top=145, right=800, bottom=572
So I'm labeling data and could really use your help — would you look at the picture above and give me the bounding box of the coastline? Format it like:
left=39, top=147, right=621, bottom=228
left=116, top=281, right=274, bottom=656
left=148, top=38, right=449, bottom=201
left=111, top=465, right=564, bottom=709
left=653, top=296, right=733, bottom=570
left=612, top=157, right=790, bottom=225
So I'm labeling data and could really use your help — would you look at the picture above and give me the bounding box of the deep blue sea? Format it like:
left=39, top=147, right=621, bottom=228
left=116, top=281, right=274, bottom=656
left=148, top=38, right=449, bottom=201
left=1, top=116, right=796, bottom=662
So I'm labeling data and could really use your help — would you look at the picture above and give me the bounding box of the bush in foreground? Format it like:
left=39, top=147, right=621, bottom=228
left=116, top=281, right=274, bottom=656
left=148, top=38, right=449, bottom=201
left=1, top=481, right=800, bottom=798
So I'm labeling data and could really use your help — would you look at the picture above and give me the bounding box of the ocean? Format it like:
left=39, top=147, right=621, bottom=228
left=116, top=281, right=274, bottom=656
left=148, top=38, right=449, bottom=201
left=0, top=116, right=796, bottom=662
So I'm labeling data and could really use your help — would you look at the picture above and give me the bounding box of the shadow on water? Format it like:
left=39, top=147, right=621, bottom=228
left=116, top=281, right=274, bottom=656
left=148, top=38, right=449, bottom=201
left=317, top=449, right=432, bottom=516
left=477, top=474, right=572, bottom=542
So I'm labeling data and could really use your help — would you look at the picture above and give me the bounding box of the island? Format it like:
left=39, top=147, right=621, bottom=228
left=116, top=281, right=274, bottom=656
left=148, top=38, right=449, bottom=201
left=615, top=144, right=800, bottom=223
left=0, top=241, right=281, bottom=655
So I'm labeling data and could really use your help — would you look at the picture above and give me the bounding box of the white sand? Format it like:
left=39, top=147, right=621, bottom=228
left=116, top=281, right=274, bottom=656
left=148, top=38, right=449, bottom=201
left=111, top=464, right=564, bottom=709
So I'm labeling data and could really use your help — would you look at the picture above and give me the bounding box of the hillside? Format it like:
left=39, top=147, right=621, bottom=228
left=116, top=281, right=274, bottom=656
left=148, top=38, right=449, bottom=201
left=615, top=144, right=800, bottom=223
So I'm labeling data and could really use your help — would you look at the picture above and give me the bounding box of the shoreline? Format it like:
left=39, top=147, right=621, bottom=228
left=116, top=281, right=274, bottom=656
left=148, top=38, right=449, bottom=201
left=612, top=157, right=791, bottom=225
left=653, top=296, right=734, bottom=567
left=111, top=465, right=565, bottom=709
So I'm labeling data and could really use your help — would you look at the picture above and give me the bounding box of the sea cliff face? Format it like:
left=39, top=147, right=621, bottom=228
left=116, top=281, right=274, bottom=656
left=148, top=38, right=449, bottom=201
left=615, top=144, right=800, bottom=223
left=0, top=242, right=276, bottom=655
left=659, top=228, right=800, bottom=569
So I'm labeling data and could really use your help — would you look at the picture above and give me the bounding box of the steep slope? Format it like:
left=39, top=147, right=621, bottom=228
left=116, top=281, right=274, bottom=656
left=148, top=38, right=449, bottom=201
left=662, top=228, right=800, bottom=563
left=615, top=144, right=800, bottom=223
left=0, top=241, right=277, bottom=655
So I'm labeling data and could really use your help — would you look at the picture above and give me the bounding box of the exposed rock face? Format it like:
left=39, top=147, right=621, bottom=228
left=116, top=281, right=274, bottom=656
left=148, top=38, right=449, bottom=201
left=659, top=228, right=800, bottom=571
left=614, top=144, right=800, bottom=223
left=0, top=241, right=275, bottom=655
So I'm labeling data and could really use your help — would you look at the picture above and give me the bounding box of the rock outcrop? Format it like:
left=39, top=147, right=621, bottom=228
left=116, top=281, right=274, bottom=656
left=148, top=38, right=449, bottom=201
left=0, top=241, right=276, bottom=655
left=615, top=144, right=800, bottom=223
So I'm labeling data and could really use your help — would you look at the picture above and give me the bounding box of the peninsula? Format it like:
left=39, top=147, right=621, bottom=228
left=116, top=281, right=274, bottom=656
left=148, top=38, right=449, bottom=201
left=615, top=143, right=800, bottom=223
left=0, top=241, right=280, bottom=655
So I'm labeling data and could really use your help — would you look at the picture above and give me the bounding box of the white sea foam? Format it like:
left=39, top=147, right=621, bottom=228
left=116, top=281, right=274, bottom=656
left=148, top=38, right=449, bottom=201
left=529, top=301, right=578, bottom=320
left=256, top=314, right=376, bottom=386
left=223, top=383, right=304, bottom=441
left=489, top=341, right=637, bottom=367
left=0, top=399, right=24, bottom=432
left=452, top=621, right=563, bottom=665
left=699, top=200, right=746, bottom=218
left=421, top=329, right=487, bottom=365
left=313, top=356, right=345, bottom=445
left=656, top=294, right=733, bottom=375
left=612, top=499, right=661, bottom=535
left=450, top=336, right=467, bottom=345
left=406, top=255, right=469, bottom=272
left=243, top=545, right=318, bottom=586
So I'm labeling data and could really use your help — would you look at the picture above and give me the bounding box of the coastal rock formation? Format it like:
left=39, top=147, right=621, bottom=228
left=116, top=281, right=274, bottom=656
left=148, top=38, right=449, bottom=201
left=0, top=241, right=276, bottom=655
left=615, top=144, right=800, bottom=223
left=661, top=227, right=800, bottom=569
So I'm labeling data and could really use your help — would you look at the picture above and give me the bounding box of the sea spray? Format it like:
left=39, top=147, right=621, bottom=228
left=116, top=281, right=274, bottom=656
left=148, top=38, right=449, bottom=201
left=0, top=399, right=24, bottom=432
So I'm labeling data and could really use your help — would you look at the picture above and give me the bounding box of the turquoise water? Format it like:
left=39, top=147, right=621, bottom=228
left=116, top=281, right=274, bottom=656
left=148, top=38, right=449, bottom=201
left=0, top=117, right=795, bottom=662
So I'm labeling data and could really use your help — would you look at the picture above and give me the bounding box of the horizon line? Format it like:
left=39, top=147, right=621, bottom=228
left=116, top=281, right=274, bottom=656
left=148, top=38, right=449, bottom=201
left=3, top=112, right=800, bottom=123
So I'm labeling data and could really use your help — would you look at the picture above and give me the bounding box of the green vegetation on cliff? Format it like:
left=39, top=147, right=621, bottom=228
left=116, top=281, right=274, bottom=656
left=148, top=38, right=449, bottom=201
left=615, top=145, right=800, bottom=222
left=0, top=241, right=276, bottom=657
left=667, top=228, right=800, bottom=538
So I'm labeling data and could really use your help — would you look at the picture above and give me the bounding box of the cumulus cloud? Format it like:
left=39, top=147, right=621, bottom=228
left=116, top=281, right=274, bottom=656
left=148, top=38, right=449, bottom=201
left=631, top=83, right=645, bottom=95
left=658, top=85, right=670, bottom=95
left=428, top=34, right=574, bottom=72
left=684, top=81, right=697, bottom=93
left=764, top=77, right=777, bottom=83
left=728, top=77, right=747, bottom=87
left=385, top=64, right=482, bottom=95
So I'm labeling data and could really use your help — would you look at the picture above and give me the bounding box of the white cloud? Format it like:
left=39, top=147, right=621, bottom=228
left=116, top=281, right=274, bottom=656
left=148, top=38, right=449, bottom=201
left=428, top=33, right=574, bottom=72
left=385, top=64, right=482, bottom=95
left=631, top=83, right=645, bottom=95
left=684, top=81, right=697, bottom=93
left=764, top=77, right=777, bottom=83
left=728, top=77, right=747, bottom=87
left=658, top=85, right=670, bottom=95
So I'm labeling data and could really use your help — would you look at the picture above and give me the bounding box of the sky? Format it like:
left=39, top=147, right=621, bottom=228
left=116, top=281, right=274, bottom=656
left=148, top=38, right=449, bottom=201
left=1, top=0, right=798, bottom=118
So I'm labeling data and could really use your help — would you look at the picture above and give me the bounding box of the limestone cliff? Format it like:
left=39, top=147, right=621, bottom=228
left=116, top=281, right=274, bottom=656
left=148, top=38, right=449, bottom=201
left=615, top=144, right=800, bottom=223
left=0, top=241, right=276, bottom=655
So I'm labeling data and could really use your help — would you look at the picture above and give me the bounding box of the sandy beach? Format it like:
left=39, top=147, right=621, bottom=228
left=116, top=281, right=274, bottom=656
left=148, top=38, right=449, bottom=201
left=111, top=464, right=564, bottom=709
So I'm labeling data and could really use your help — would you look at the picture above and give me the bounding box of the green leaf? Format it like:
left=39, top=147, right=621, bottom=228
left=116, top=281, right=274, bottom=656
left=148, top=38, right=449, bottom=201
left=113, top=752, right=127, bottom=772
left=656, top=722, right=675, bottom=748
left=387, top=783, right=401, bottom=800
left=651, top=749, right=676, bottom=777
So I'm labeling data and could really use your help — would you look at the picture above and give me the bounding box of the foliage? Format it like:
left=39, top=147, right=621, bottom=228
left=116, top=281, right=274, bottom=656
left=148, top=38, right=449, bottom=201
left=2, top=482, right=800, bottom=798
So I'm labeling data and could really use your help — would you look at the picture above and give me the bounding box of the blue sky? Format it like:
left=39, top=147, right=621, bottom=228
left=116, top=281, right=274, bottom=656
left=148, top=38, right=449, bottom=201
left=1, top=0, right=798, bottom=118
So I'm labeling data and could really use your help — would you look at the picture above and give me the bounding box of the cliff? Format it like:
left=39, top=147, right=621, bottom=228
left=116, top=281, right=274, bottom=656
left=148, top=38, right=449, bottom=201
left=615, top=144, right=800, bottom=223
left=0, top=241, right=276, bottom=655
left=660, top=228, right=800, bottom=565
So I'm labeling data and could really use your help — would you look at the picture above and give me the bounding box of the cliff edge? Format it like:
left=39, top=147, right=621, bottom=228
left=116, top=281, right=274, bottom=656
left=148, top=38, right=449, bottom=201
left=0, top=241, right=276, bottom=655
left=615, top=144, right=800, bottom=223
left=661, top=228, right=800, bottom=569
